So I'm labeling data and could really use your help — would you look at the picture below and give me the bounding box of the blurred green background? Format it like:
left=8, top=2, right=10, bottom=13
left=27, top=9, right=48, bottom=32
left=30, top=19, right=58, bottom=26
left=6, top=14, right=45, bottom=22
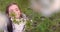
left=0, top=0, right=60, bottom=32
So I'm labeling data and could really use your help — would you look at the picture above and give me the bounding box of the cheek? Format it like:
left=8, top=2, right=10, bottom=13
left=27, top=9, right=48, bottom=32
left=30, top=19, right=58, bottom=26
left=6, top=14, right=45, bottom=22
left=9, top=10, right=12, bottom=15
left=18, top=11, right=21, bottom=14
left=15, top=11, right=20, bottom=16
left=16, top=10, right=21, bottom=14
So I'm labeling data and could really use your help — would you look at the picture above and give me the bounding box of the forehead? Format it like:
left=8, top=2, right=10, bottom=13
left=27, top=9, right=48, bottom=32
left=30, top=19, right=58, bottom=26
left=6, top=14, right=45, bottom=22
left=9, top=5, right=18, bottom=9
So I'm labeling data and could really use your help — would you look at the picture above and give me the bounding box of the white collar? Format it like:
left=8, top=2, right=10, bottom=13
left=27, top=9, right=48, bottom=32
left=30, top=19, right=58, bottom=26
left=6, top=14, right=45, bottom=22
left=10, top=18, right=26, bottom=24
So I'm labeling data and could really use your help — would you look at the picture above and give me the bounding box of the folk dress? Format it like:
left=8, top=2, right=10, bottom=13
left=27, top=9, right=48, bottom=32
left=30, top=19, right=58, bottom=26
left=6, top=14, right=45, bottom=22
left=12, top=13, right=27, bottom=32
left=4, top=13, right=27, bottom=32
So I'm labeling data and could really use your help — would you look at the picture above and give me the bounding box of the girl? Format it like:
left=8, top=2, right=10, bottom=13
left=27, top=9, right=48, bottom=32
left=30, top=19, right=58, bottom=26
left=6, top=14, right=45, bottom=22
left=5, top=3, right=27, bottom=32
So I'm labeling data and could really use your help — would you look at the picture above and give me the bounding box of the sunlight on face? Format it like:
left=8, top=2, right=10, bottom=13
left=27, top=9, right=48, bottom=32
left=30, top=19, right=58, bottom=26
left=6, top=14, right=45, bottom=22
left=9, top=4, right=21, bottom=18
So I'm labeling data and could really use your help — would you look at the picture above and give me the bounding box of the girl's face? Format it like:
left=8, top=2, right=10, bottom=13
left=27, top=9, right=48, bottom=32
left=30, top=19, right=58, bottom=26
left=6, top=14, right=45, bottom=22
left=8, top=4, right=21, bottom=18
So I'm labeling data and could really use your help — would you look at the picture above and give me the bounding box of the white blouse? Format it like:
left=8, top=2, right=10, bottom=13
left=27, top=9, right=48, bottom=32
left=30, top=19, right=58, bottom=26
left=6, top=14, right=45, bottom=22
left=12, top=14, right=27, bottom=32
left=13, top=21, right=25, bottom=32
left=4, top=13, right=27, bottom=32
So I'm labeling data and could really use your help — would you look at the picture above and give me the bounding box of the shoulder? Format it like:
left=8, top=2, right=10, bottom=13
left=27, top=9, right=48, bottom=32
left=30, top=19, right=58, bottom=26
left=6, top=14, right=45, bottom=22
left=22, top=13, right=27, bottom=19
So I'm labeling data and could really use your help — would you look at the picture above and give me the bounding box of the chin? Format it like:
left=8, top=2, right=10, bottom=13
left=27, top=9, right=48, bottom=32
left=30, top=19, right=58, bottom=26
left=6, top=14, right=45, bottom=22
left=0, top=12, right=8, bottom=31
left=30, top=0, right=60, bottom=17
